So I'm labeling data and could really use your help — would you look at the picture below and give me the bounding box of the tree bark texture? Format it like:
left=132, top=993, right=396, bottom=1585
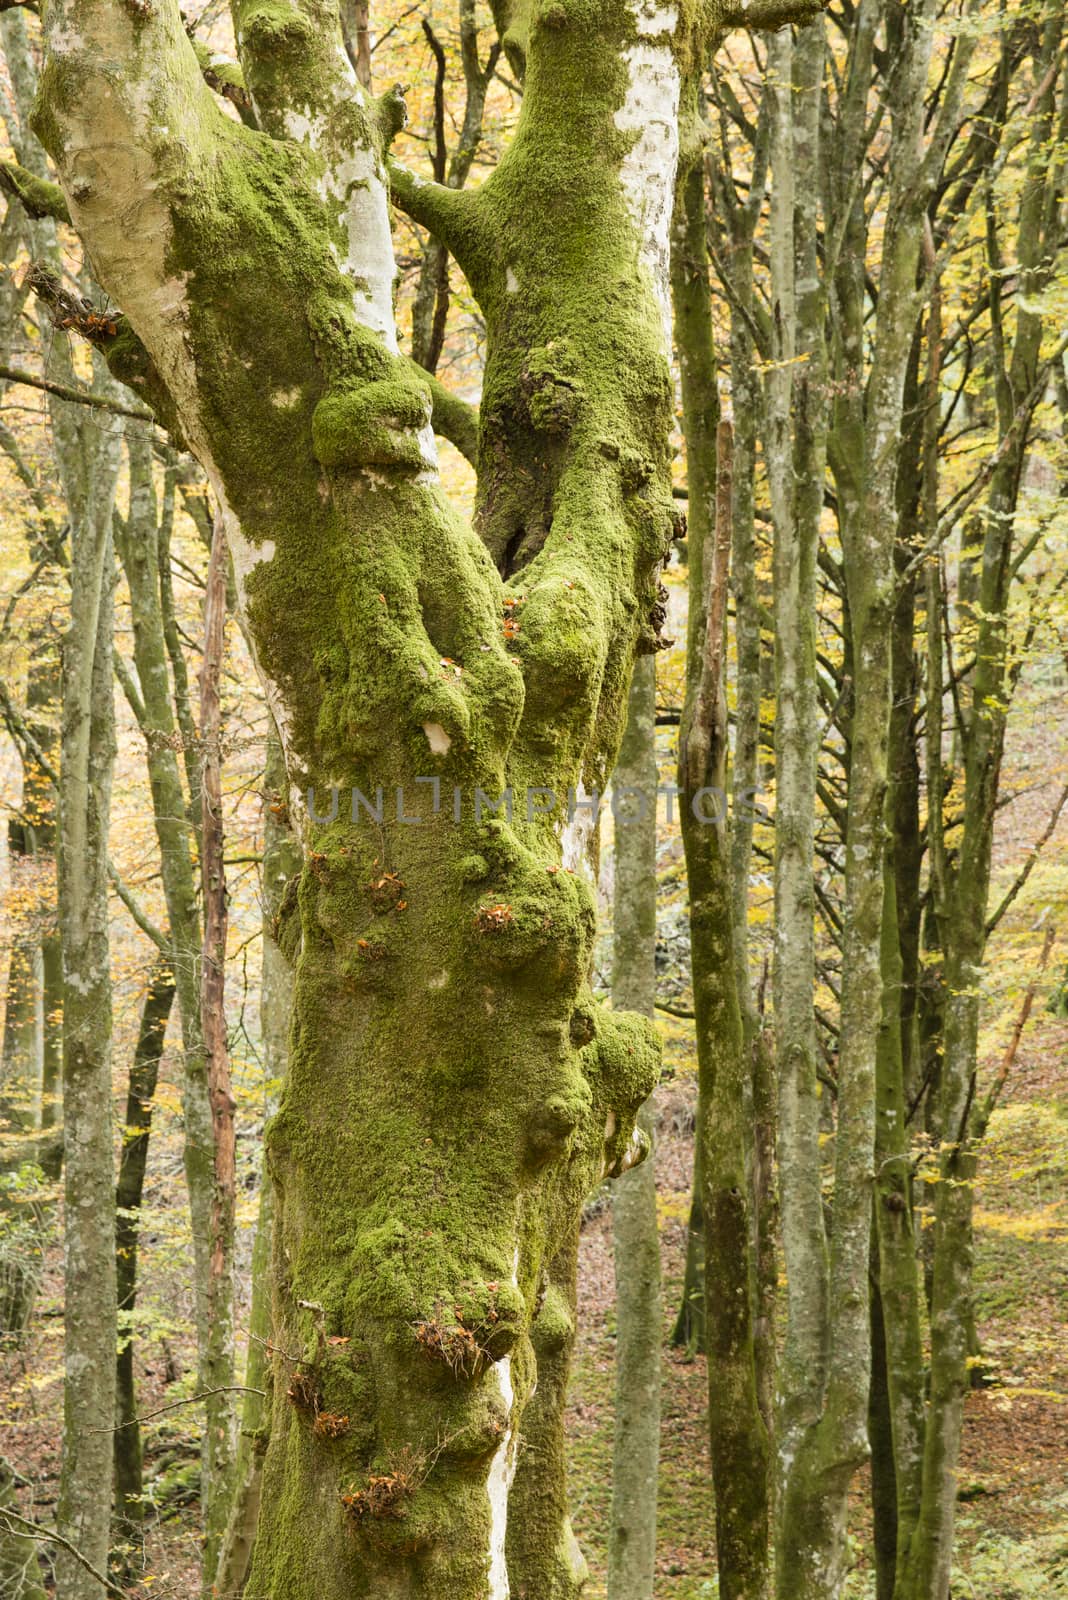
left=54, top=374, right=124, bottom=1600
left=607, top=654, right=661, bottom=1600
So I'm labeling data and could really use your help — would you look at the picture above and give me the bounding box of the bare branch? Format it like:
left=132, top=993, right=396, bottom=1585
left=108, top=861, right=170, bottom=954
left=0, top=361, right=153, bottom=421
left=0, top=1508, right=126, bottom=1598
left=985, top=780, right=1068, bottom=939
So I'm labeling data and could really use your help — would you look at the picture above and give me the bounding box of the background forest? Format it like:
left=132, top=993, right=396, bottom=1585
left=1, top=0, right=1067, bottom=1596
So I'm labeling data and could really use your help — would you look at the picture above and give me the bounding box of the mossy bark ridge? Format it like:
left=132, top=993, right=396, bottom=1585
left=29, top=0, right=840, bottom=1589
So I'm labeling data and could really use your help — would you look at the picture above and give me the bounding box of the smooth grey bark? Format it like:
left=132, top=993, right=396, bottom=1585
left=215, top=736, right=298, bottom=1595
left=765, top=29, right=829, bottom=1545
left=607, top=654, right=660, bottom=1600
left=114, top=433, right=234, bottom=1574
left=54, top=379, right=124, bottom=1600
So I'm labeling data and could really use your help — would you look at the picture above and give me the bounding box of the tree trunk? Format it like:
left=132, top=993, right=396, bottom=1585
left=607, top=654, right=660, bottom=1600
left=54, top=378, right=123, bottom=1600
left=199, top=506, right=238, bottom=1577
left=36, top=0, right=822, bottom=1584
left=900, top=24, right=1066, bottom=1594
left=674, top=146, right=771, bottom=1598
left=115, top=433, right=232, bottom=1575
left=214, top=734, right=299, bottom=1595
left=765, top=30, right=829, bottom=1551
left=35, top=0, right=695, bottom=1588
left=114, top=963, right=176, bottom=1548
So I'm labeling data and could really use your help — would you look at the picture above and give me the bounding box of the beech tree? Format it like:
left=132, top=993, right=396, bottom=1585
left=21, top=0, right=808, bottom=1590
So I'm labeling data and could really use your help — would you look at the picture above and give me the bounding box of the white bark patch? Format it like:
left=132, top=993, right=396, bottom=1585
left=613, top=5, right=680, bottom=354
left=486, top=1244, right=522, bottom=1598
left=284, top=73, right=399, bottom=353
left=422, top=721, right=451, bottom=754
left=417, top=420, right=439, bottom=472
left=486, top=1353, right=518, bottom=1598
left=560, top=781, right=598, bottom=873
left=320, top=144, right=398, bottom=350
left=505, top=267, right=519, bottom=293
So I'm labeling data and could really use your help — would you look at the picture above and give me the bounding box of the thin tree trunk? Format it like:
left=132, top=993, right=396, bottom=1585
left=115, top=434, right=231, bottom=1580
left=199, top=507, right=238, bottom=1579
left=766, top=26, right=829, bottom=1528
left=607, top=655, right=660, bottom=1600
left=114, top=963, right=176, bottom=1548
left=214, top=736, right=299, bottom=1596
left=675, top=144, right=770, bottom=1591
left=54, top=375, right=123, bottom=1600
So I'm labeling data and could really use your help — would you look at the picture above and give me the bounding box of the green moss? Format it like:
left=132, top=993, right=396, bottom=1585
left=0, top=160, right=70, bottom=224
left=312, top=380, right=433, bottom=472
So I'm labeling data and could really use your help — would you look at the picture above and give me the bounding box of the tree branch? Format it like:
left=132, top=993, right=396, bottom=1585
left=386, top=158, right=483, bottom=274
left=0, top=362, right=153, bottom=421
left=185, top=32, right=256, bottom=124
left=973, top=921, right=1056, bottom=1137
left=0, top=1508, right=126, bottom=1598
left=108, top=862, right=170, bottom=954
left=718, top=0, right=826, bottom=32
left=985, top=779, right=1068, bottom=938
left=0, top=159, right=69, bottom=223
left=416, top=364, right=479, bottom=464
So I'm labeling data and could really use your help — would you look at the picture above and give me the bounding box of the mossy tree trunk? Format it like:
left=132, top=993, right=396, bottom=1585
left=33, top=3, right=673, bottom=1595
left=607, top=655, right=661, bottom=1600
left=35, top=0, right=816, bottom=1586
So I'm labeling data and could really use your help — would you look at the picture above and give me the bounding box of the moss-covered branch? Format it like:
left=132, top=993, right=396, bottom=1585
left=186, top=32, right=256, bottom=124
left=414, top=362, right=480, bottom=464
left=718, top=0, right=826, bottom=31
left=387, top=156, right=487, bottom=278
left=0, top=158, right=69, bottom=221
